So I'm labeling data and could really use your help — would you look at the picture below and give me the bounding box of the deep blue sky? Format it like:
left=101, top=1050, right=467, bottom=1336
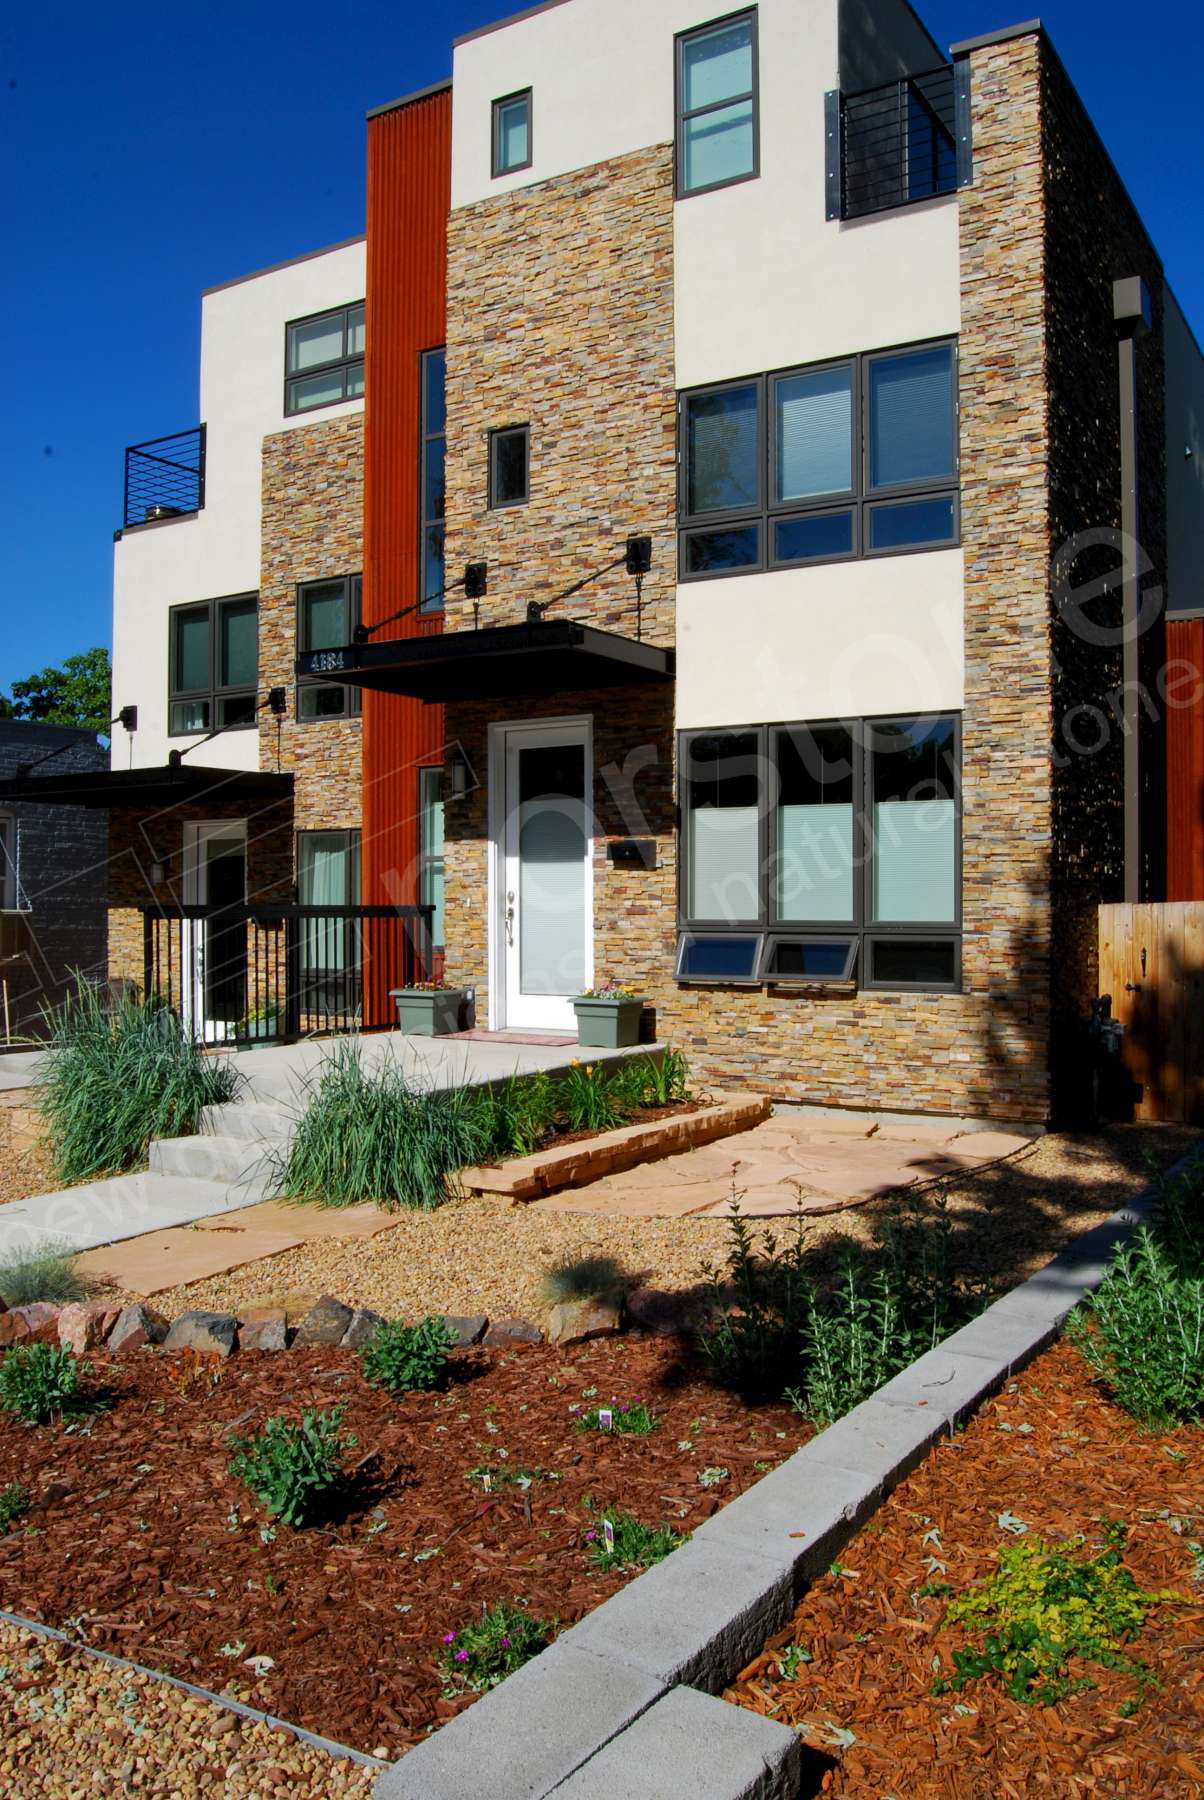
left=2, top=0, right=1201, bottom=695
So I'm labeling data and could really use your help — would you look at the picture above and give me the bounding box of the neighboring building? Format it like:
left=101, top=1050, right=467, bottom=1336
left=7, top=0, right=1202, bottom=1121
left=0, top=722, right=108, bottom=1042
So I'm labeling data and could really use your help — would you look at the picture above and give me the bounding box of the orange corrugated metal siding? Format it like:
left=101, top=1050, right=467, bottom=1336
left=362, top=89, right=450, bottom=1011
left=1166, top=617, right=1204, bottom=899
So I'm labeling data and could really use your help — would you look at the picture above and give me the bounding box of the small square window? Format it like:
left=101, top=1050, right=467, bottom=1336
left=490, top=425, right=530, bottom=509
left=492, top=89, right=532, bottom=177
left=760, top=937, right=857, bottom=983
left=675, top=932, right=762, bottom=982
left=285, top=302, right=365, bottom=417
left=297, top=576, right=362, bottom=719
left=866, top=938, right=958, bottom=989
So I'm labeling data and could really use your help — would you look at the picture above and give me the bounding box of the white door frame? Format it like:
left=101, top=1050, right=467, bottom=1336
left=487, top=715, right=593, bottom=1032
left=181, top=820, right=247, bottom=1042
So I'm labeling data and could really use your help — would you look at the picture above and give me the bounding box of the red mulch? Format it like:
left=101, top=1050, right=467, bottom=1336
left=726, top=1340, right=1204, bottom=1799
left=0, top=1336, right=804, bottom=1754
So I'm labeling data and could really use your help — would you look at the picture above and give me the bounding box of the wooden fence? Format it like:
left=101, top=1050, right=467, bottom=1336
left=1098, top=902, right=1204, bottom=1124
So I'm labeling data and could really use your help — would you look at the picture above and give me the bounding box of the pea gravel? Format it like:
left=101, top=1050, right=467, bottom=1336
left=0, top=1622, right=376, bottom=1799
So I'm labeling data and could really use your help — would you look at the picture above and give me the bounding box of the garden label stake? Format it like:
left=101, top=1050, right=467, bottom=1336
left=603, top=1519, right=615, bottom=1555
left=599, top=1409, right=613, bottom=1432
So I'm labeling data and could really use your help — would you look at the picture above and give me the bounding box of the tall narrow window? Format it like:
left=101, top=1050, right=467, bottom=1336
left=297, top=576, right=362, bottom=720
left=0, top=812, right=16, bottom=911
left=419, top=767, right=445, bottom=948
left=297, top=829, right=362, bottom=1023
left=420, top=349, right=446, bottom=611
left=489, top=425, right=529, bottom=509
left=285, top=303, right=365, bottom=415
left=168, top=595, right=258, bottom=735
left=868, top=716, right=956, bottom=925
left=492, top=89, right=532, bottom=177
left=676, top=11, right=758, bottom=198
left=683, top=731, right=761, bottom=923
left=773, top=725, right=855, bottom=923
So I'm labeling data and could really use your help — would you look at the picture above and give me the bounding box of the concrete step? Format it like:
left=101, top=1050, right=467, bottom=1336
left=199, top=1100, right=295, bottom=1146
left=148, top=1134, right=279, bottom=1201
left=0, top=1172, right=246, bottom=1258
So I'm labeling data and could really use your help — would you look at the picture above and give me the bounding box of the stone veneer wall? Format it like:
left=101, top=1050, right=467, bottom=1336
left=259, top=413, right=364, bottom=836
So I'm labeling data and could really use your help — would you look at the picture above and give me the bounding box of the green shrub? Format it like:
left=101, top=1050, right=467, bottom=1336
left=538, top=1252, right=628, bottom=1307
left=37, top=983, right=239, bottom=1182
left=359, top=1315, right=454, bottom=1393
left=0, top=1343, right=88, bottom=1426
left=697, top=1201, right=812, bottom=1401
left=576, top=1398, right=658, bottom=1435
left=472, top=1072, right=560, bottom=1158
left=227, top=1406, right=356, bottom=1528
left=561, top=1061, right=632, bottom=1134
left=275, top=1041, right=484, bottom=1210
left=1066, top=1227, right=1204, bottom=1429
left=583, top=1506, right=685, bottom=1571
left=642, top=1048, right=692, bottom=1106
left=933, top=1524, right=1181, bottom=1707
left=0, top=1481, right=31, bottom=1531
left=0, top=1241, right=89, bottom=1307
left=438, top=1601, right=552, bottom=1694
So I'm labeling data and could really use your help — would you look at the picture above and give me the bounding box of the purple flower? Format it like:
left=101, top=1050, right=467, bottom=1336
left=500, top=1635, right=511, bottom=1648
left=585, top=1529, right=597, bottom=1541
left=442, top=1632, right=456, bottom=1644
left=455, top=1649, right=469, bottom=1662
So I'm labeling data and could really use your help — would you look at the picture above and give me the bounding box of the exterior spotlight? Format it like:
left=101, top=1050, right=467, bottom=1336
left=464, top=561, right=488, bottom=599
left=117, top=705, right=138, bottom=732
left=267, top=687, right=287, bottom=717
left=625, top=536, right=652, bottom=575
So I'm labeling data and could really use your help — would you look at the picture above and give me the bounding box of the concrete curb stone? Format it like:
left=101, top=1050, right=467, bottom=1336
left=550, top=1685, right=802, bottom=1799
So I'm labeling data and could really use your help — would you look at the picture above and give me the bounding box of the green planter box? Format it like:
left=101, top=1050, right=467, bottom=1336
left=390, top=988, right=464, bottom=1037
left=573, top=996, right=644, bottom=1049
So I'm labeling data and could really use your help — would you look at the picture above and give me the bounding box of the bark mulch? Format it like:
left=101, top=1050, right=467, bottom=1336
left=726, top=1340, right=1204, bottom=1799
left=0, top=1335, right=804, bottom=1758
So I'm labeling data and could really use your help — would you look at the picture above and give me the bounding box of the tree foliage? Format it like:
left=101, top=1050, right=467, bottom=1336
left=6, top=648, right=111, bottom=732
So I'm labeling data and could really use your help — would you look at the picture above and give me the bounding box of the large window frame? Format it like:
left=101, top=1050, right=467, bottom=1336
left=677, top=713, right=962, bottom=993
left=489, top=424, right=530, bottom=510
left=167, top=594, right=259, bottom=737
left=675, top=9, right=760, bottom=200
left=418, top=766, right=445, bottom=950
left=492, top=88, right=533, bottom=178
left=284, top=302, right=365, bottom=417
left=296, top=575, right=363, bottom=720
left=420, top=348, right=446, bottom=612
left=678, top=337, right=959, bottom=581
left=0, top=811, right=16, bottom=911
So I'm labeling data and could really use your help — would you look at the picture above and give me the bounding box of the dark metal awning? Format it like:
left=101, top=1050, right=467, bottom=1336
left=296, top=619, right=676, bottom=702
left=0, top=763, right=295, bottom=810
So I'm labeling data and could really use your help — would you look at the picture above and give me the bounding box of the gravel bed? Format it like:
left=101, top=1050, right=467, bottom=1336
left=0, top=1621, right=375, bottom=1798
left=117, top=1123, right=1198, bottom=1325
left=0, top=1108, right=55, bottom=1209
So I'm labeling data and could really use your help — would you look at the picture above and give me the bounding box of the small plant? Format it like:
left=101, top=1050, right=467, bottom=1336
left=933, top=1523, right=1182, bottom=1707
left=227, top=1406, right=356, bottom=1528
left=472, top=1071, right=560, bottom=1158
left=438, top=1601, right=553, bottom=1694
left=538, top=1252, right=627, bottom=1307
left=561, top=1061, right=632, bottom=1134
left=165, top=1347, right=224, bottom=1399
left=275, top=1041, right=484, bottom=1210
left=698, top=1465, right=730, bottom=1488
left=467, top=1463, right=558, bottom=1491
left=642, top=1047, right=691, bottom=1106
left=0, top=1481, right=31, bottom=1531
left=359, top=1315, right=454, bottom=1394
left=1067, top=1227, right=1204, bottom=1429
left=0, top=1343, right=88, bottom=1426
left=577, top=1398, right=658, bottom=1435
left=777, top=1641, right=812, bottom=1679
left=698, top=1197, right=812, bottom=1401
left=36, top=982, right=239, bottom=1182
left=583, top=1506, right=686, bottom=1571
left=577, top=983, right=637, bottom=1000
left=0, top=1241, right=89, bottom=1307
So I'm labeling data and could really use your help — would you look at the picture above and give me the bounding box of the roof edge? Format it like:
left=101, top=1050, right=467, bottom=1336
left=454, top=0, right=573, bottom=48
left=949, top=18, right=1043, bottom=56
left=366, top=77, right=452, bottom=121
left=202, top=235, right=366, bottom=299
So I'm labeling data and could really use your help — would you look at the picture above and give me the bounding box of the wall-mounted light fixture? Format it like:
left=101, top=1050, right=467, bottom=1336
left=446, top=746, right=473, bottom=800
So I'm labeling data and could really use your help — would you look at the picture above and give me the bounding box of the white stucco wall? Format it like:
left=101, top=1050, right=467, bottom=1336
left=676, top=549, right=964, bottom=728
left=111, top=238, right=366, bottom=771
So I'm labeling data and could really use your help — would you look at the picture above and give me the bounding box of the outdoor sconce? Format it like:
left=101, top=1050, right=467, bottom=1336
left=117, top=705, right=138, bottom=733
left=149, top=856, right=166, bottom=887
left=267, top=687, right=288, bottom=717
left=447, top=748, right=472, bottom=800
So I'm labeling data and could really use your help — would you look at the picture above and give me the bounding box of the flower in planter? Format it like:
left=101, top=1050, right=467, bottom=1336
left=577, top=984, right=638, bottom=1000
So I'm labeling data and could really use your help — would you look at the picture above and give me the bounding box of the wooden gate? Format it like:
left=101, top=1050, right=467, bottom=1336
left=1097, top=903, right=1204, bottom=1123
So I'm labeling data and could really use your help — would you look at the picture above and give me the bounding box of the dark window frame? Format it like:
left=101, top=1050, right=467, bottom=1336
left=284, top=301, right=365, bottom=418
left=491, top=87, right=533, bottom=178
left=296, top=575, right=363, bottom=721
left=488, top=424, right=530, bottom=510
left=678, top=336, right=959, bottom=581
left=674, top=7, right=761, bottom=200
left=0, top=810, right=17, bottom=911
left=418, top=765, right=446, bottom=950
left=167, top=593, right=259, bottom=738
left=676, top=712, right=962, bottom=992
left=420, top=347, right=446, bottom=612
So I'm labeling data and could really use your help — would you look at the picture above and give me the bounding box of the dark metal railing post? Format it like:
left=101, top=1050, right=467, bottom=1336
left=142, top=909, right=154, bottom=1004
left=285, top=912, right=302, bottom=1040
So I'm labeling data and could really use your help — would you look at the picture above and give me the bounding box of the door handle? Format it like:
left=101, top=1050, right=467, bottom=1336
left=505, top=890, right=515, bottom=947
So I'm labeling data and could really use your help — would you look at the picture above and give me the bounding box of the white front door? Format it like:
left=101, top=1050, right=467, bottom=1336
left=181, top=821, right=247, bottom=1042
left=496, top=720, right=592, bottom=1032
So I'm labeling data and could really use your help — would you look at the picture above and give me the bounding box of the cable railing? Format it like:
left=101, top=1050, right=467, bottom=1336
left=832, top=67, right=959, bottom=221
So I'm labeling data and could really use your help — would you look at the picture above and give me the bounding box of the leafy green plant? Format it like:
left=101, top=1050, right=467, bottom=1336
left=358, top=1315, right=454, bottom=1394
left=226, top=1406, right=356, bottom=1528
left=472, top=1072, right=560, bottom=1158
left=0, top=1343, right=89, bottom=1426
left=642, top=1048, right=692, bottom=1106
left=576, top=1398, right=658, bottom=1435
left=791, top=1259, right=911, bottom=1427
left=933, top=1524, right=1182, bottom=1707
left=697, top=1197, right=812, bottom=1401
left=0, top=1240, right=89, bottom=1307
left=36, top=983, right=240, bottom=1182
left=274, top=1041, right=484, bottom=1210
left=1066, top=1227, right=1204, bottom=1429
left=561, top=1061, right=632, bottom=1134
left=438, top=1601, right=553, bottom=1694
left=583, top=1505, right=686, bottom=1571
left=0, top=1481, right=31, bottom=1531
left=538, top=1252, right=628, bottom=1307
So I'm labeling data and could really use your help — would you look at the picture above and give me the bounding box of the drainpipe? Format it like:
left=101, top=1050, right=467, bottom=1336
left=1112, top=275, right=1152, bottom=903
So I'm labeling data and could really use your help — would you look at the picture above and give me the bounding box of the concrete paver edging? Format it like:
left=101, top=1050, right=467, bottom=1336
left=376, top=1152, right=1196, bottom=1800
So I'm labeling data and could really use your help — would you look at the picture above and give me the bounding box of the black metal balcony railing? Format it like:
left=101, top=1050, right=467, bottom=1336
left=827, top=66, right=965, bottom=223
left=141, top=903, right=435, bottom=1043
left=123, top=425, right=206, bottom=529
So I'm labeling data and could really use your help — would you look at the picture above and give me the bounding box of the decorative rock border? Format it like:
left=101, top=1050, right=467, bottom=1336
left=372, top=1153, right=1200, bottom=1800
left=459, top=1091, right=771, bottom=1202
